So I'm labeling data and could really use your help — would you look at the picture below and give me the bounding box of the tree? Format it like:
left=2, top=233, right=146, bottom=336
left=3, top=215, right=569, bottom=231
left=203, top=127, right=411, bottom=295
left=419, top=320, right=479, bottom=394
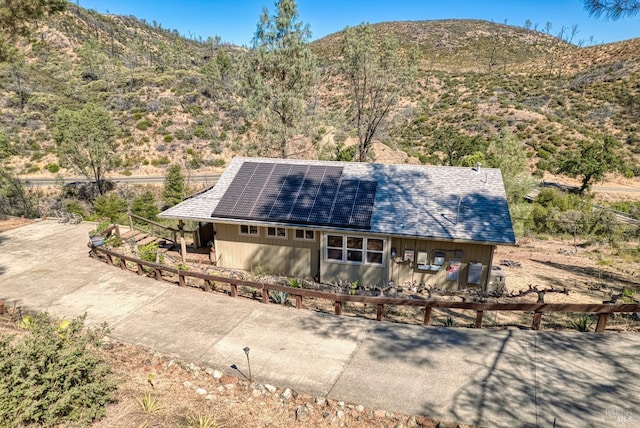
left=555, top=135, right=626, bottom=194
left=584, top=0, right=640, bottom=19
left=486, top=129, right=534, bottom=203
left=242, top=0, right=316, bottom=158
left=94, top=193, right=127, bottom=223
left=163, top=164, right=185, bottom=208
left=341, top=23, right=416, bottom=162
left=131, top=191, right=159, bottom=221
left=427, top=126, right=486, bottom=166
left=53, top=104, right=117, bottom=196
left=0, top=0, right=67, bottom=61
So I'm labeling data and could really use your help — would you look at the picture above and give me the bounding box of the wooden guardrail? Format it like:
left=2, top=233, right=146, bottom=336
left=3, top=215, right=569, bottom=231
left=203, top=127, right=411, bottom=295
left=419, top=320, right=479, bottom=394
left=128, top=213, right=198, bottom=246
left=91, top=247, right=640, bottom=333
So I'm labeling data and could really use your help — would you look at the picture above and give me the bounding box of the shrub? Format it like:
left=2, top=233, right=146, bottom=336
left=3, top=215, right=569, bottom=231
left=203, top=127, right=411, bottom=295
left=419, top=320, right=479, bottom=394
left=0, top=313, right=115, bottom=427
left=46, top=163, right=60, bottom=173
left=139, top=241, right=164, bottom=264
left=94, top=193, right=127, bottom=222
left=131, top=191, right=159, bottom=221
left=570, top=314, right=593, bottom=332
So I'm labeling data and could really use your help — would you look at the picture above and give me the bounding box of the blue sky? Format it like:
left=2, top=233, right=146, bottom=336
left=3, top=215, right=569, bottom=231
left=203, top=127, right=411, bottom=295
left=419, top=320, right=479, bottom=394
left=77, top=0, right=640, bottom=46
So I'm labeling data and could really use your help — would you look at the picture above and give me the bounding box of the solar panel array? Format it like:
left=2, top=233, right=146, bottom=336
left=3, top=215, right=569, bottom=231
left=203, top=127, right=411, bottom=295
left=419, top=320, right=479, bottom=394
left=212, top=162, right=377, bottom=229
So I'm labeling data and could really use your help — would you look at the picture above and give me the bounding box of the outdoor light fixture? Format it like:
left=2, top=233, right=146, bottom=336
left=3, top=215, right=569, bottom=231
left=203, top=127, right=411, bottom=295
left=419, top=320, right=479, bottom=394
left=243, top=346, right=252, bottom=383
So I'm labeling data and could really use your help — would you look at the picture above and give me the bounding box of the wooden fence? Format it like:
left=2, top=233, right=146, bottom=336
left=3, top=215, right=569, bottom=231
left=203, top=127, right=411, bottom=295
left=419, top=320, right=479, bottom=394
left=92, top=247, right=640, bottom=333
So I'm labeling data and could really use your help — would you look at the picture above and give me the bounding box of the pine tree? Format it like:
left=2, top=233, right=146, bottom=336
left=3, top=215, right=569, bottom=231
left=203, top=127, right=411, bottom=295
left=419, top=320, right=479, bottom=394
left=242, top=0, right=316, bottom=158
left=163, top=164, right=185, bottom=208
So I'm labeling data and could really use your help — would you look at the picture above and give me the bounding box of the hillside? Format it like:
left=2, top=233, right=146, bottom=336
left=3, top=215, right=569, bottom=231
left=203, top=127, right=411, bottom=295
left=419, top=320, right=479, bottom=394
left=0, top=5, right=639, bottom=183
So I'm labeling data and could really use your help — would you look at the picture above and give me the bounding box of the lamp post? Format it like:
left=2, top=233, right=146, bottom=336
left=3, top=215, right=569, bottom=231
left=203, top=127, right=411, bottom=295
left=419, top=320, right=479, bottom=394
left=243, top=346, right=252, bottom=383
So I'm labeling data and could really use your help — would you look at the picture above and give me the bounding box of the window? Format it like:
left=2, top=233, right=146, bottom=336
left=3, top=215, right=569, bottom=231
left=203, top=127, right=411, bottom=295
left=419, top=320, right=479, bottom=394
left=267, top=227, right=287, bottom=238
left=326, top=235, right=343, bottom=261
left=346, top=237, right=363, bottom=262
left=295, top=229, right=315, bottom=240
left=325, top=234, right=384, bottom=265
left=366, top=238, right=384, bottom=264
left=239, top=224, right=258, bottom=236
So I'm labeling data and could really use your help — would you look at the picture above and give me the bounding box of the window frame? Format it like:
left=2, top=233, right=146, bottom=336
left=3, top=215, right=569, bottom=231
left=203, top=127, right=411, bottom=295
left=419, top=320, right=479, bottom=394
left=266, top=226, right=287, bottom=239
left=239, top=224, right=259, bottom=236
left=325, top=234, right=385, bottom=266
left=294, top=229, right=315, bottom=241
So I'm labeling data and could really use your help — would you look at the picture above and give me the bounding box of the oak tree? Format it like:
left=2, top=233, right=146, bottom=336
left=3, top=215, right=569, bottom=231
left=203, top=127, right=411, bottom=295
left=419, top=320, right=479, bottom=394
left=53, top=104, right=117, bottom=196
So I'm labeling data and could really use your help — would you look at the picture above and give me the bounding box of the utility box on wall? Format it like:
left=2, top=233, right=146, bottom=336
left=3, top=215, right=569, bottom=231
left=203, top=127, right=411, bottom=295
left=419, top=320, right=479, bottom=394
left=467, top=262, right=483, bottom=285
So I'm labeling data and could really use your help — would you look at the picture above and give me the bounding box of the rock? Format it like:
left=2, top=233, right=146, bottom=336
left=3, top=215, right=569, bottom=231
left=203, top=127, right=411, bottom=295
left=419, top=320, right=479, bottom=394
left=356, top=404, right=365, bottom=413
left=217, top=386, right=225, bottom=392
left=183, top=381, right=193, bottom=389
left=195, top=388, right=207, bottom=395
left=264, top=384, right=277, bottom=393
left=281, top=388, right=293, bottom=400
left=205, top=394, right=214, bottom=400
left=407, top=416, right=419, bottom=428
left=252, top=388, right=262, bottom=398
left=295, top=406, right=309, bottom=422
left=224, top=384, right=235, bottom=391
left=315, top=397, right=327, bottom=406
left=219, top=375, right=237, bottom=385
left=394, top=423, right=405, bottom=428
left=336, top=410, right=345, bottom=419
left=415, top=416, right=437, bottom=427
left=204, top=367, right=214, bottom=376
left=337, top=401, right=345, bottom=408
left=373, top=409, right=387, bottom=418
left=213, top=370, right=223, bottom=379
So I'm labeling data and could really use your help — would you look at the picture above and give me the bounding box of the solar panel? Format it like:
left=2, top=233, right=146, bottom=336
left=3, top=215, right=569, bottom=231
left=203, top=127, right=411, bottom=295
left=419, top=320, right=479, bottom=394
left=212, top=162, right=376, bottom=229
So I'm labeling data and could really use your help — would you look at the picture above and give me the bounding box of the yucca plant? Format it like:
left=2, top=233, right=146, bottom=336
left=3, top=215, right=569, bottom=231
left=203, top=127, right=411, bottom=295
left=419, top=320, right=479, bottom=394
left=570, top=314, right=593, bottom=332
left=136, top=392, right=162, bottom=414
left=269, top=291, right=288, bottom=305
left=186, top=413, right=219, bottom=428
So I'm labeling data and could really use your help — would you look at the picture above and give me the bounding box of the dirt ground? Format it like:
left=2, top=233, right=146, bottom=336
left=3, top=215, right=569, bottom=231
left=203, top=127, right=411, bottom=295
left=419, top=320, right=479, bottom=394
left=1, top=217, right=639, bottom=427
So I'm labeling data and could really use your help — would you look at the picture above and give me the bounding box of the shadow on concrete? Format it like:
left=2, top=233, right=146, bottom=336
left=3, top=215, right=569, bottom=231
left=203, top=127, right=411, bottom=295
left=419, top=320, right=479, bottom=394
left=444, top=331, right=640, bottom=427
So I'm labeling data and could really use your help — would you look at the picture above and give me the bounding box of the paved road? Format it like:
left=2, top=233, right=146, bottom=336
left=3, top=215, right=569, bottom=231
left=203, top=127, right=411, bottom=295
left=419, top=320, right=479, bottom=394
left=20, top=174, right=221, bottom=187
left=1, top=221, right=639, bottom=427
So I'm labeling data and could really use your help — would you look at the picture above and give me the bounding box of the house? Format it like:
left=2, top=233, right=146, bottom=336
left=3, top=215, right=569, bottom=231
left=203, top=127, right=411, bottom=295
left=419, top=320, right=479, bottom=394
left=159, top=157, right=516, bottom=290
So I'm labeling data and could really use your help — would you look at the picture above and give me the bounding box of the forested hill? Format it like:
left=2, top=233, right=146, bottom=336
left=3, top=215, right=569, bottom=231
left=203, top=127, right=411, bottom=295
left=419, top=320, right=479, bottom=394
left=0, top=3, right=639, bottom=183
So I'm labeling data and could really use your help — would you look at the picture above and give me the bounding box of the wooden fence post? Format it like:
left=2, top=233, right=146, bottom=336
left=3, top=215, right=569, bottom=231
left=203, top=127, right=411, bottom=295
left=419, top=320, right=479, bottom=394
left=334, top=301, right=342, bottom=316
left=262, top=288, right=269, bottom=304
left=376, top=304, right=384, bottom=321
left=423, top=307, right=432, bottom=326
left=295, top=295, right=303, bottom=309
left=178, top=273, right=186, bottom=287
left=230, top=284, right=238, bottom=298
left=474, top=310, right=484, bottom=328
left=595, top=313, right=609, bottom=332
left=136, top=263, right=144, bottom=276
left=119, top=258, right=127, bottom=271
left=203, top=279, right=211, bottom=292
left=155, top=268, right=162, bottom=281
left=532, top=311, right=543, bottom=330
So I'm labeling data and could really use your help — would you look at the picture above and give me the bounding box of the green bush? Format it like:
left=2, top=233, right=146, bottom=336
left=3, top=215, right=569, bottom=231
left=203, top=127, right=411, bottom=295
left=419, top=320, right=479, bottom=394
left=139, top=241, right=164, bottom=264
left=94, top=193, right=127, bottom=223
left=131, top=191, right=159, bottom=221
left=0, top=313, right=115, bottom=427
left=46, top=163, right=60, bottom=173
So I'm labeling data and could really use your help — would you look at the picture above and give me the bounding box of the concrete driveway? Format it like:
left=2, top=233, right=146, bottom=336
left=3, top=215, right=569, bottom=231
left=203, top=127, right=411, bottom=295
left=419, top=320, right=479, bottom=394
left=1, top=221, right=639, bottom=427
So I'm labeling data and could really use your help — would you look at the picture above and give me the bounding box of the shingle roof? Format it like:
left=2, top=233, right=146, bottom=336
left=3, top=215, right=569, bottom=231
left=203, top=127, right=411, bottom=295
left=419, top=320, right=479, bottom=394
left=160, top=157, right=516, bottom=245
